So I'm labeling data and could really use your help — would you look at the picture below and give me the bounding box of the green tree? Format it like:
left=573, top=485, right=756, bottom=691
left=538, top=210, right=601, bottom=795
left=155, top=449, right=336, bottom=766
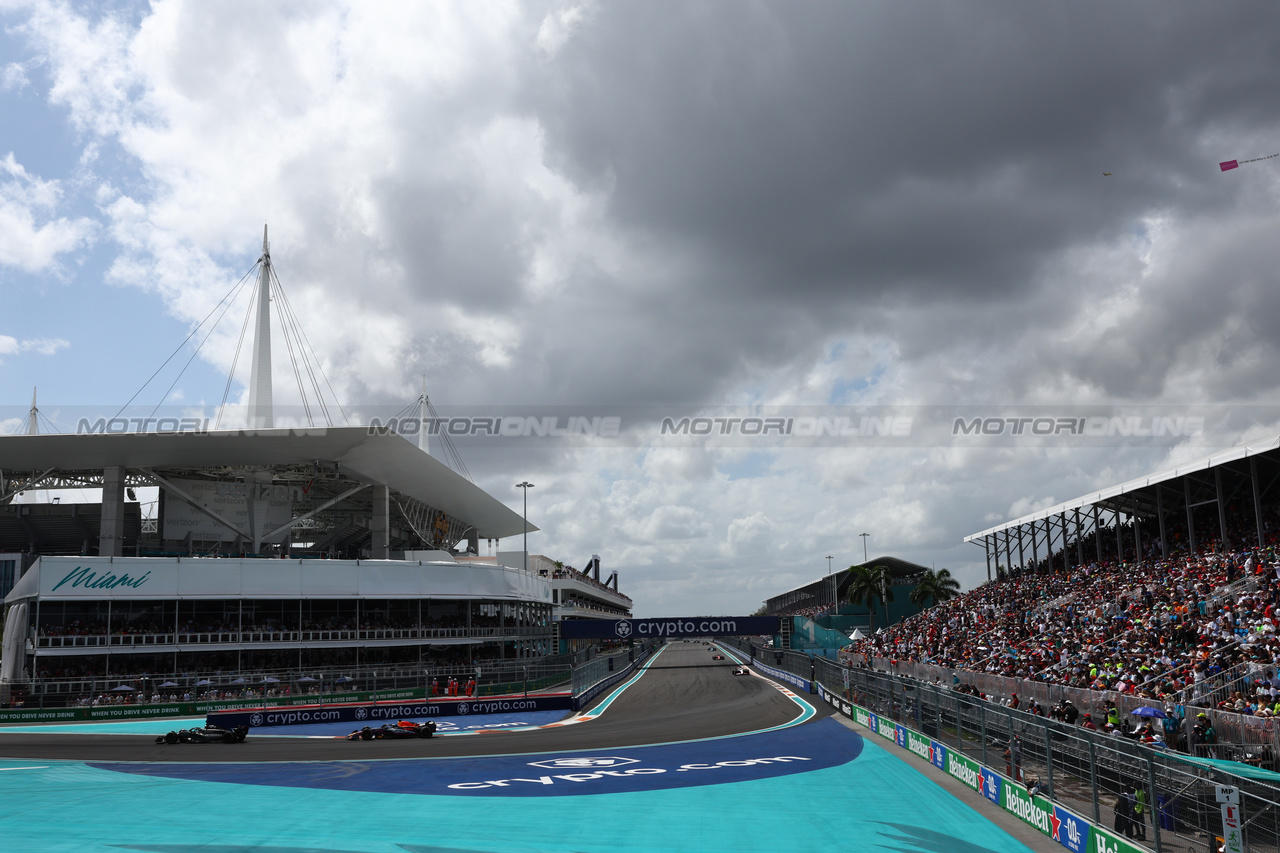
left=910, top=568, right=962, bottom=610
left=846, top=564, right=895, bottom=631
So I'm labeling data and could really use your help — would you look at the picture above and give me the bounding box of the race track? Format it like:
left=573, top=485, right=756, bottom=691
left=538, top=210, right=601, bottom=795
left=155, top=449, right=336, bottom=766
left=0, top=642, right=1055, bottom=853
left=0, top=642, right=814, bottom=762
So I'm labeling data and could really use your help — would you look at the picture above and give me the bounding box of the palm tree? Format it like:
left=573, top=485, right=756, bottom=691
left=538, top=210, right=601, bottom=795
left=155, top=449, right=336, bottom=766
left=844, top=566, right=880, bottom=632
left=909, top=574, right=936, bottom=610
left=846, top=564, right=896, bottom=631
left=931, top=568, right=961, bottom=603
left=871, top=565, right=895, bottom=627
left=910, top=568, right=962, bottom=610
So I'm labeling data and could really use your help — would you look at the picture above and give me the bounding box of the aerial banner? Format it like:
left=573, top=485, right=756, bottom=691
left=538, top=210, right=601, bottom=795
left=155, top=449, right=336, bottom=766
left=1220, top=153, right=1279, bottom=171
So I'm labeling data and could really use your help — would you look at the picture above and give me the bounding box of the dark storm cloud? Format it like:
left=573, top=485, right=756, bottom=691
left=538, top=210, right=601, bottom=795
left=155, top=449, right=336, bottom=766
left=493, top=1, right=1280, bottom=408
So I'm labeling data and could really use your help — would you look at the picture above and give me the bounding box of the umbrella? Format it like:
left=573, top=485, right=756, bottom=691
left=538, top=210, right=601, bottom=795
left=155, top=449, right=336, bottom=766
left=158, top=681, right=179, bottom=688
left=1131, top=706, right=1167, bottom=719
left=261, top=676, right=280, bottom=684
left=230, top=678, right=246, bottom=685
left=296, top=676, right=318, bottom=683
left=111, top=685, right=137, bottom=692
left=195, top=679, right=213, bottom=686
left=336, top=676, right=354, bottom=683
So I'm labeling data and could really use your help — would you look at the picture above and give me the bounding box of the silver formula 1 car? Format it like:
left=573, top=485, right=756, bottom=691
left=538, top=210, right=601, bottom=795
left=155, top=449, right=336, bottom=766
left=155, top=725, right=249, bottom=744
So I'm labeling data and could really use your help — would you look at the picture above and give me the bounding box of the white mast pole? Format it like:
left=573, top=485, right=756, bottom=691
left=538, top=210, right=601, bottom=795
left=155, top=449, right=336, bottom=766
left=419, top=375, right=430, bottom=455
left=247, top=225, right=274, bottom=429
left=28, top=387, right=37, bottom=435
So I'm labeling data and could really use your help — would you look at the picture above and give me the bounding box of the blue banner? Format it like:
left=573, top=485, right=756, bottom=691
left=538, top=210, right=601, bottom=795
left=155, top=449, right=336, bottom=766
left=208, top=695, right=573, bottom=728
left=558, top=616, right=778, bottom=640
left=1053, top=805, right=1091, bottom=853
left=980, top=766, right=1002, bottom=805
left=929, top=740, right=947, bottom=771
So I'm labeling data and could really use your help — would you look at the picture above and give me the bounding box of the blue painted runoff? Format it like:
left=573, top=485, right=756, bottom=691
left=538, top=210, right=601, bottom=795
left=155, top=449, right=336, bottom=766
left=0, top=721, right=1037, bottom=853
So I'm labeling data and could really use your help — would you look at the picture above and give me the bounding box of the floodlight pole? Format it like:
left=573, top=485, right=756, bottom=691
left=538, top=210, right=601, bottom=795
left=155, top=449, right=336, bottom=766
left=860, top=532, right=870, bottom=563
left=516, top=482, right=534, bottom=573
left=827, top=555, right=834, bottom=610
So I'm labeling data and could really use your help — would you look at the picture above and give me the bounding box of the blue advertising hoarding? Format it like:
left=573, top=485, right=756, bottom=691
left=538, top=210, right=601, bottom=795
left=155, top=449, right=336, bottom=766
left=558, top=616, right=779, bottom=640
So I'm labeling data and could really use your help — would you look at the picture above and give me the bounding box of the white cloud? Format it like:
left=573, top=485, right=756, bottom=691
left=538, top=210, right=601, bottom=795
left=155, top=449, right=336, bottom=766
left=536, top=2, right=592, bottom=57
left=0, top=153, right=96, bottom=272
left=0, top=334, right=69, bottom=358
left=1, top=61, right=29, bottom=91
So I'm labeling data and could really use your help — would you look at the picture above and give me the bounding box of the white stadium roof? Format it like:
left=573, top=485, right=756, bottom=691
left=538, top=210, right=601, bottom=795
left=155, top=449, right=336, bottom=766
left=0, top=427, right=534, bottom=541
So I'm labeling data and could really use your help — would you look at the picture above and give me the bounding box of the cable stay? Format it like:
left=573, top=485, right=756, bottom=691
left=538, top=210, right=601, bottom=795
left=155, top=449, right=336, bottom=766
left=108, top=229, right=350, bottom=432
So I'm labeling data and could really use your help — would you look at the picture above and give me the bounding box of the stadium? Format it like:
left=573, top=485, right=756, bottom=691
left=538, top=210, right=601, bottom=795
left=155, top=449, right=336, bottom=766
left=0, top=231, right=633, bottom=711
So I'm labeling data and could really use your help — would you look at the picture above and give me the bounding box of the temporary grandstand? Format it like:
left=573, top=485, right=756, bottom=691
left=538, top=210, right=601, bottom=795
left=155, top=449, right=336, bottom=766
left=965, top=435, right=1280, bottom=575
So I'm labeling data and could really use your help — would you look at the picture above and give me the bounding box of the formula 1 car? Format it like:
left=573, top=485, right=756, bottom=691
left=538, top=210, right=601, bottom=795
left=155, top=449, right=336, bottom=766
left=711, top=654, right=725, bottom=660
left=155, top=725, right=249, bottom=744
left=346, top=720, right=437, bottom=740
left=732, top=666, right=750, bottom=676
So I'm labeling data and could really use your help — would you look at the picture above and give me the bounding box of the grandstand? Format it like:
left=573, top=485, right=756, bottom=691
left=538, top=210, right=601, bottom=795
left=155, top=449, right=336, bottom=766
left=845, top=433, right=1280, bottom=759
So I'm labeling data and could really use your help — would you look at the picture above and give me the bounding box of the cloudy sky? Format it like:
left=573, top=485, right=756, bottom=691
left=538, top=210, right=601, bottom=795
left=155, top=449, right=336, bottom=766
left=3, top=1, right=1280, bottom=616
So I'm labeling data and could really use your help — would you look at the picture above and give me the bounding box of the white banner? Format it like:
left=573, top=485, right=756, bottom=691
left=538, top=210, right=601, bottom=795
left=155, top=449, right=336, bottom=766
left=27, top=555, right=552, bottom=603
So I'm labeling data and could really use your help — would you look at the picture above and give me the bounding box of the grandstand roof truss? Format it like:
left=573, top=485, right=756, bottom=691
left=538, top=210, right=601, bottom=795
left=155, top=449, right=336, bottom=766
left=965, top=436, right=1280, bottom=578
left=0, top=428, right=535, bottom=559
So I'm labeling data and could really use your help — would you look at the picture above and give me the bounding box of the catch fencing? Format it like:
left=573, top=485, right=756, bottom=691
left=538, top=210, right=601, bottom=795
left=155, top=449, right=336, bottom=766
left=13, top=653, right=583, bottom=712
left=726, top=638, right=1280, bottom=853
left=849, top=653, right=1280, bottom=759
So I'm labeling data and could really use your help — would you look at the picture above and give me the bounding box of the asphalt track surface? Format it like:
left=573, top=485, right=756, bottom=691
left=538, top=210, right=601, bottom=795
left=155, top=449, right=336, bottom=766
left=0, top=642, right=822, bottom=762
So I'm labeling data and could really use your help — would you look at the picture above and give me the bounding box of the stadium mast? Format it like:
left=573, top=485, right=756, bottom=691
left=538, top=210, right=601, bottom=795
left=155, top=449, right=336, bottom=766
left=418, top=375, right=430, bottom=455
left=27, top=388, right=37, bottom=436
left=246, top=224, right=274, bottom=429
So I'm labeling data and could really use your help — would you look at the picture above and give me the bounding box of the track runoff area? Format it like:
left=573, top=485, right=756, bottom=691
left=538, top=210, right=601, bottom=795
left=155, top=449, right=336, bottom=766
left=0, top=643, right=1062, bottom=853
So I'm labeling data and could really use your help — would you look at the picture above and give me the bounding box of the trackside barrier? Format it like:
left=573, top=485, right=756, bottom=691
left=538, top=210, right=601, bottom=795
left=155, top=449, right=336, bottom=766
left=209, top=694, right=574, bottom=728
left=0, top=688, right=420, bottom=724
left=572, top=644, right=657, bottom=710
left=816, top=683, right=1150, bottom=853
left=746, top=659, right=812, bottom=694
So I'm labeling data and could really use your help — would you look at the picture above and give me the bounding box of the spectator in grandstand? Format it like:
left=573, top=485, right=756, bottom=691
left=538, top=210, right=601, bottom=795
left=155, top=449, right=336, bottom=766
left=847, top=534, right=1280, bottom=743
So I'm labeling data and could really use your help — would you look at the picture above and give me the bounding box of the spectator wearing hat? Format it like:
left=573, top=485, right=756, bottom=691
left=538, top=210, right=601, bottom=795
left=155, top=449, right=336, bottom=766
left=1195, top=713, right=1218, bottom=757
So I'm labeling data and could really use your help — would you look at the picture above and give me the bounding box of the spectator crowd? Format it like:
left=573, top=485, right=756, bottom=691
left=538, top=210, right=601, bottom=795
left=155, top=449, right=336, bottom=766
left=849, top=536, right=1280, bottom=730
